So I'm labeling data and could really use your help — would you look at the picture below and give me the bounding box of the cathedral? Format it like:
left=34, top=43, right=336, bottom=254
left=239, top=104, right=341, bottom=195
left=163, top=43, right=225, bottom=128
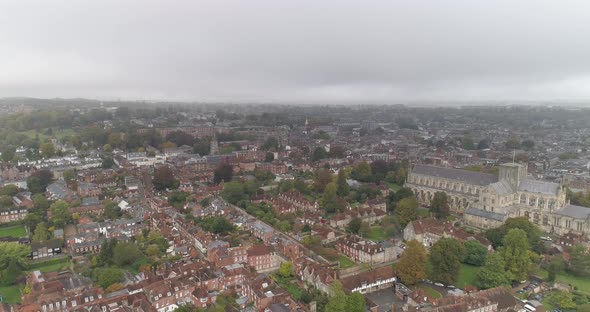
left=405, top=163, right=590, bottom=235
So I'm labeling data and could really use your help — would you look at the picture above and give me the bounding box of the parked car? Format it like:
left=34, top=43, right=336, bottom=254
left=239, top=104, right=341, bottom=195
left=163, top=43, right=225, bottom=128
left=434, top=283, right=444, bottom=287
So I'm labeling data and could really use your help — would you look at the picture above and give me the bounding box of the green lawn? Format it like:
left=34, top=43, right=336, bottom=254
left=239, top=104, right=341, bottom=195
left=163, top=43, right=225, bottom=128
left=418, top=208, right=430, bottom=218
left=17, top=128, right=76, bottom=140
left=0, top=225, right=27, bottom=238
left=0, top=285, right=21, bottom=304
left=388, top=183, right=402, bottom=192
left=535, top=268, right=590, bottom=294
left=30, top=258, right=71, bottom=273
left=338, top=256, right=356, bottom=269
left=366, top=226, right=387, bottom=242
left=417, top=284, right=442, bottom=298
left=456, top=264, right=479, bottom=288
left=541, top=296, right=555, bottom=311
left=273, top=275, right=304, bottom=300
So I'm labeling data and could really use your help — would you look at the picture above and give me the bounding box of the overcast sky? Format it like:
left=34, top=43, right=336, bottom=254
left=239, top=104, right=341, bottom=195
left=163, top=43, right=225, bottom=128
left=1, top=1, right=590, bottom=104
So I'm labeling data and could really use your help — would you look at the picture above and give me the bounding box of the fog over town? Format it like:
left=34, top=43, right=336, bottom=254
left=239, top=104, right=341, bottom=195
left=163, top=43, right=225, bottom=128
left=1, top=1, right=590, bottom=312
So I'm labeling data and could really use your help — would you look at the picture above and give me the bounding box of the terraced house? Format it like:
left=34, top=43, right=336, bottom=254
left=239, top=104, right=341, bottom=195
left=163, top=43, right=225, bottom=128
left=406, top=163, right=590, bottom=235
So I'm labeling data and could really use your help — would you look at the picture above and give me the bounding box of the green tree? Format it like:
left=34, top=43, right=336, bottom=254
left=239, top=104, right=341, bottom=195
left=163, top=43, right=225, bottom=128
left=213, top=163, right=233, bottom=184
left=277, top=220, right=292, bottom=233
left=23, top=213, right=43, bottom=233
left=567, top=244, right=590, bottom=278
left=311, top=147, right=328, bottom=161
left=221, top=181, right=247, bottom=204
left=152, top=166, right=178, bottom=191
left=0, top=242, right=31, bottom=285
left=430, top=192, right=449, bottom=219
left=32, top=193, right=49, bottom=210
left=98, top=239, right=117, bottom=266
left=325, top=281, right=347, bottom=312
left=477, top=139, right=490, bottom=150
left=103, top=200, right=122, bottom=220
left=347, top=217, right=362, bottom=234
left=112, top=242, right=143, bottom=267
left=395, top=197, right=419, bottom=227
left=547, top=291, right=576, bottom=310
left=0, top=185, right=19, bottom=196
left=464, top=240, right=487, bottom=266
left=198, top=216, right=235, bottom=234
left=499, top=228, right=531, bottom=282
left=1, top=148, right=15, bottom=162
left=475, top=252, right=511, bottom=289
left=261, top=137, right=279, bottom=151
left=351, top=161, right=372, bottom=182
left=485, top=217, right=542, bottom=251
left=1, top=259, right=24, bottom=286
left=40, top=141, right=55, bottom=158
left=32, top=223, right=49, bottom=241
left=278, top=261, right=293, bottom=278
left=94, top=267, right=124, bottom=289
left=462, top=137, right=475, bottom=150
left=521, top=140, right=535, bottom=150
left=345, top=292, right=365, bottom=312
left=103, top=144, right=113, bottom=153
left=396, top=240, right=427, bottom=285
left=264, top=152, right=274, bottom=162
left=173, top=305, right=201, bottom=312
left=504, top=138, right=521, bottom=150
left=102, top=157, right=115, bottom=169
left=27, top=176, right=46, bottom=194
left=50, top=200, right=70, bottom=228
left=429, top=238, right=465, bottom=285
left=313, top=169, right=333, bottom=193
left=321, top=182, right=343, bottom=213
left=62, top=169, right=76, bottom=184
left=145, top=244, right=161, bottom=257
left=336, top=169, right=350, bottom=197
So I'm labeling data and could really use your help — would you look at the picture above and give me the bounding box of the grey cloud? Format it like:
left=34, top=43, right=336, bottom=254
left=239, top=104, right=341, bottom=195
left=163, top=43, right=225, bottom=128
left=1, top=0, right=590, bottom=103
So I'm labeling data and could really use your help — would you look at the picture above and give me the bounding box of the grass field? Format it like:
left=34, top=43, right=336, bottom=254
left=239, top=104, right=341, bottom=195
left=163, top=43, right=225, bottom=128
left=389, top=183, right=402, bottom=192
left=418, top=208, right=431, bottom=218
left=0, top=285, right=21, bottom=304
left=366, top=226, right=387, bottom=242
left=30, top=257, right=71, bottom=273
left=338, top=256, right=356, bottom=269
left=17, top=128, right=76, bottom=140
left=455, top=264, right=479, bottom=288
left=0, top=225, right=27, bottom=238
left=417, top=284, right=442, bottom=298
left=535, top=268, right=590, bottom=294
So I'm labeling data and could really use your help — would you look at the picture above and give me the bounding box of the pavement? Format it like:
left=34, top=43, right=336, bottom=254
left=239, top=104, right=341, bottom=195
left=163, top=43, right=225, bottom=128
left=365, top=288, right=399, bottom=312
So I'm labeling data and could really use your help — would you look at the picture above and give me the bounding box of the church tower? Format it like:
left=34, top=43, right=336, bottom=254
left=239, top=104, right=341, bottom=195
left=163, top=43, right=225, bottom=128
left=498, top=163, right=527, bottom=190
left=210, top=134, right=219, bottom=155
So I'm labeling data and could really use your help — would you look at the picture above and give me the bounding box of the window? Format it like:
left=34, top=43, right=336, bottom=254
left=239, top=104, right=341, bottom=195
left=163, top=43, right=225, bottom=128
left=529, top=197, right=536, bottom=207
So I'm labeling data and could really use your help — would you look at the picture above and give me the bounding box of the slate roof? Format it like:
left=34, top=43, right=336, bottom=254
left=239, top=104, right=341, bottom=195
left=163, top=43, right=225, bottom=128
left=518, top=178, right=560, bottom=196
left=554, top=204, right=590, bottom=219
left=489, top=181, right=514, bottom=195
left=465, top=207, right=507, bottom=222
left=412, top=164, right=498, bottom=186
